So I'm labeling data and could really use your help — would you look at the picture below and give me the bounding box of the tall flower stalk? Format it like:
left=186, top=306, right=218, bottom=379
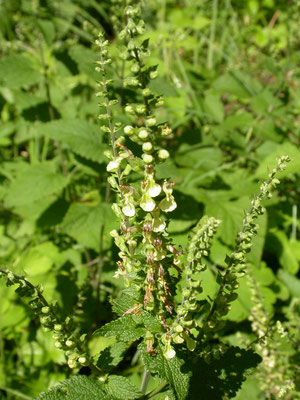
left=95, top=3, right=291, bottom=360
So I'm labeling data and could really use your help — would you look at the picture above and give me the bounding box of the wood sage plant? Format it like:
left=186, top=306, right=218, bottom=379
left=0, top=2, right=292, bottom=399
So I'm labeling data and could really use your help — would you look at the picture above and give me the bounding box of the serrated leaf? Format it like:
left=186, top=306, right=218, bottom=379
left=205, top=196, right=250, bottom=246
left=97, top=342, right=129, bottom=370
left=255, top=142, right=298, bottom=179
left=0, top=55, right=41, bottom=88
left=111, top=288, right=140, bottom=316
left=106, top=375, right=142, bottom=400
left=212, top=72, right=251, bottom=99
left=188, top=346, right=261, bottom=400
left=139, top=343, right=191, bottom=400
left=141, top=311, right=163, bottom=334
left=4, top=162, right=69, bottom=220
left=69, top=44, right=98, bottom=75
left=37, top=375, right=109, bottom=400
left=61, top=202, right=117, bottom=251
left=5, top=162, right=68, bottom=208
left=35, top=119, right=107, bottom=163
left=94, top=315, right=145, bottom=342
left=266, top=230, right=299, bottom=274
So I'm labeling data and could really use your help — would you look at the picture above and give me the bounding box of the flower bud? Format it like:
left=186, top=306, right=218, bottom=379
left=125, top=105, right=135, bottom=114
left=138, top=129, right=149, bottom=140
left=124, top=125, right=135, bottom=135
left=130, top=63, right=140, bottom=73
left=106, top=160, right=120, bottom=172
left=68, top=359, right=78, bottom=369
left=146, top=117, right=156, bottom=126
left=142, top=142, right=153, bottom=153
left=136, top=105, right=146, bottom=114
left=142, top=88, right=151, bottom=97
left=162, top=126, right=172, bottom=136
left=142, top=153, right=154, bottom=164
left=150, top=70, right=158, bottom=79
left=157, top=149, right=170, bottom=160
left=78, top=356, right=88, bottom=365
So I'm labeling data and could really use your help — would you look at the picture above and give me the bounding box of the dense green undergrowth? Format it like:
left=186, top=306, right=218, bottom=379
left=0, top=1, right=300, bottom=399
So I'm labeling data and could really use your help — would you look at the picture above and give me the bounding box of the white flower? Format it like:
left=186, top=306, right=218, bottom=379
left=140, top=193, right=156, bottom=212
left=152, top=216, right=166, bottom=232
left=107, top=160, right=120, bottom=172
left=163, top=342, right=176, bottom=359
left=111, top=203, right=123, bottom=218
left=159, top=195, right=177, bottom=212
left=122, top=203, right=136, bottom=217
left=146, top=175, right=161, bottom=197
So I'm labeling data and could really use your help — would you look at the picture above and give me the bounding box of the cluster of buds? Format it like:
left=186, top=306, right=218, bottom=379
left=201, top=156, right=291, bottom=337
left=163, top=217, right=220, bottom=359
left=0, top=269, right=100, bottom=374
left=248, top=272, right=298, bottom=399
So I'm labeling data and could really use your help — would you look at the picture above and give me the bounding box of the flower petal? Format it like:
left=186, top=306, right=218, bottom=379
left=159, top=196, right=177, bottom=212
left=140, top=194, right=156, bottom=212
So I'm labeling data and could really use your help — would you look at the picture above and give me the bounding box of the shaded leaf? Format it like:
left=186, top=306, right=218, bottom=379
left=36, top=120, right=107, bottom=163
left=106, top=375, right=142, bottom=400
left=94, top=315, right=145, bottom=342
left=61, top=202, right=117, bottom=251
left=0, top=55, right=41, bottom=88
left=139, top=343, right=191, bottom=400
left=37, top=376, right=109, bottom=399
left=97, top=342, right=129, bottom=370
left=187, top=346, right=261, bottom=399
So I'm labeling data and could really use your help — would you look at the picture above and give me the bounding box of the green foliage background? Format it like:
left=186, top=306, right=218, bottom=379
left=0, top=0, right=300, bottom=399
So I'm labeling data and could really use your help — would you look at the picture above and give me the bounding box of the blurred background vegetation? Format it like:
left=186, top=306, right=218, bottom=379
left=0, top=0, right=300, bottom=398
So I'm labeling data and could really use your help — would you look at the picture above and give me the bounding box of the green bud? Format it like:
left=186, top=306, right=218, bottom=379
left=54, top=324, right=63, bottom=331
left=138, top=129, right=149, bottom=139
left=125, top=105, right=135, bottom=114
left=119, top=29, right=127, bottom=40
left=41, top=306, right=50, bottom=314
left=126, top=77, right=139, bottom=87
left=175, top=325, right=184, bottom=333
left=68, top=359, right=78, bottom=369
left=130, top=63, right=140, bottom=73
left=157, top=149, right=170, bottom=160
left=78, top=356, right=88, bottom=365
left=128, top=40, right=135, bottom=51
left=146, top=117, right=156, bottom=126
left=136, top=105, right=146, bottom=114
left=173, top=334, right=184, bottom=344
left=150, top=70, right=158, bottom=79
left=161, top=126, right=172, bottom=136
left=142, top=142, right=153, bottom=153
left=142, top=88, right=151, bottom=97
left=142, top=153, right=154, bottom=164
left=182, top=288, right=191, bottom=297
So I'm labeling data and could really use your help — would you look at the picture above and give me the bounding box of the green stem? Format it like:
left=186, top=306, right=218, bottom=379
left=140, top=370, right=151, bottom=393
left=0, top=386, right=33, bottom=400
left=140, top=382, right=168, bottom=399
left=205, top=163, right=285, bottom=326
left=0, top=269, right=101, bottom=376
left=207, top=0, right=219, bottom=70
